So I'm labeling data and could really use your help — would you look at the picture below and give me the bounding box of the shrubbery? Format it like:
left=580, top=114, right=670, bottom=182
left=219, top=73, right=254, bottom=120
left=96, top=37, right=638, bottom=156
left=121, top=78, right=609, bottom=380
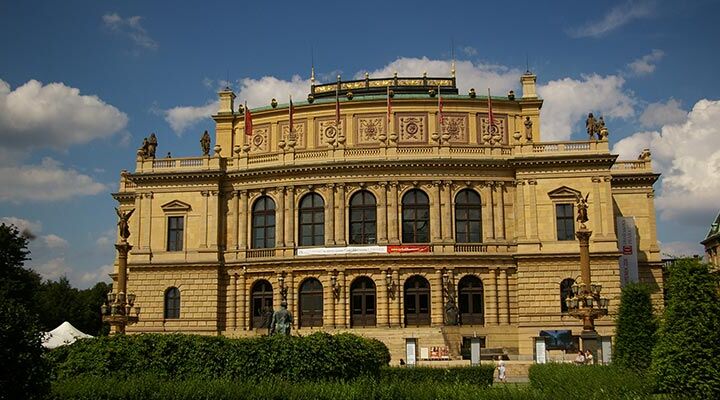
left=48, top=331, right=390, bottom=382
left=613, top=282, right=657, bottom=371
left=380, top=365, right=495, bottom=386
left=529, top=363, right=652, bottom=399
left=650, top=258, right=720, bottom=397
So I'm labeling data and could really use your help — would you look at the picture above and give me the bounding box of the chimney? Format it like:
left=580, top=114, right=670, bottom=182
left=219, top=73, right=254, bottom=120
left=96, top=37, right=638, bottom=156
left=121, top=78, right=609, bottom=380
left=218, top=87, right=236, bottom=114
left=521, top=73, right=538, bottom=99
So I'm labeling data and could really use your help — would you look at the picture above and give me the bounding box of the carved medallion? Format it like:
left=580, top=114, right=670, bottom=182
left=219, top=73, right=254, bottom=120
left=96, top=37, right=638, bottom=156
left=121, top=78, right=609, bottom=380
left=250, top=125, right=269, bottom=151
left=478, top=114, right=507, bottom=145
left=356, top=115, right=384, bottom=145
left=318, top=119, right=343, bottom=145
left=398, top=114, right=427, bottom=144
left=440, top=114, right=468, bottom=143
left=281, top=121, right=306, bottom=148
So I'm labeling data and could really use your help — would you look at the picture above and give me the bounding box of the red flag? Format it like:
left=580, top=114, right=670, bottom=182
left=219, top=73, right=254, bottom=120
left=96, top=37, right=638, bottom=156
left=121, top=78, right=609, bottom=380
left=438, top=84, right=444, bottom=127
left=288, top=95, right=294, bottom=132
left=487, top=88, right=495, bottom=130
left=244, top=101, right=253, bottom=136
left=335, top=85, right=340, bottom=126
left=386, top=86, right=392, bottom=125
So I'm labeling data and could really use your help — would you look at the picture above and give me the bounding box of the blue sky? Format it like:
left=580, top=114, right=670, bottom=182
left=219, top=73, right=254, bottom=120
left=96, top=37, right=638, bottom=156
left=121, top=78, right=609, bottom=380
left=1, top=0, right=719, bottom=287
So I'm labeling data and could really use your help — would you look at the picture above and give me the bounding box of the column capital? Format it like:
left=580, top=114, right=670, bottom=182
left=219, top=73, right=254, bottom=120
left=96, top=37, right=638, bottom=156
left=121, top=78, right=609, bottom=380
left=591, top=176, right=602, bottom=183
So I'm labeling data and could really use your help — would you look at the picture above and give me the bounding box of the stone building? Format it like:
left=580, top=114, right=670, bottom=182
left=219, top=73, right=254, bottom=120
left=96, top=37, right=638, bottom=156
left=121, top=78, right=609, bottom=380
left=702, top=211, right=720, bottom=266
left=112, top=70, right=663, bottom=361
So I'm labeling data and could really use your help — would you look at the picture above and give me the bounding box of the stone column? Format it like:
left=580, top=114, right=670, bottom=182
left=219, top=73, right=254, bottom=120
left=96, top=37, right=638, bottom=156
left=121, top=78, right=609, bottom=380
left=431, top=182, right=442, bottom=242
left=286, top=186, right=296, bottom=248
left=336, top=184, right=346, bottom=246
left=240, top=269, right=247, bottom=330
left=325, top=184, right=335, bottom=245
left=208, top=191, right=219, bottom=248
left=499, top=268, right=510, bottom=324
left=378, top=182, right=388, bottom=244
left=442, top=181, right=453, bottom=242
left=144, top=193, right=154, bottom=250
left=238, top=190, right=248, bottom=252
left=384, top=269, right=392, bottom=327
left=432, top=269, right=443, bottom=326
left=394, top=268, right=402, bottom=326
left=329, top=269, right=336, bottom=328
left=229, top=191, right=239, bottom=250
left=339, top=270, right=347, bottom=328
left=200, top=191, right=210, bottom=248
left=232, top=273, right=238, bottom=330
left=497, top=182, right=506, bottom=240
left=592, top=177, right=603, bottom=237
left=484, top=183, right=496, bottom=240
left=603, top=176, right=614, bottom=238
left=289, top=271, right=296, bottom=325
left=388, top=182, right=399, bottom=244
left=276, top=186, right=285, bottom=248
left=487, top=268, right=498, bottom=325
left=515, top=180, right=526, bottom=240
left=528, top=180, right=538, bottom=239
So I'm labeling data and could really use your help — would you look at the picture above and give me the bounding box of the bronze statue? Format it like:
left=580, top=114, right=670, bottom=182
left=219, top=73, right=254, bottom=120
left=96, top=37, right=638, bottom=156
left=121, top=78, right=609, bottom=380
left=576, top=193, right=589, bottom=227
left=147, top=133, right=158, bottom=158
left=585, top=113, right=597, bottom=140
left=269, top=301, right=293, bottom=335
left=115, top=207, right=135, bottom=241
left=445, top=299, right=459, bottom=326
left=524, top=116, right=533, bottom=141
left=200, top=130, right=211, bottom=156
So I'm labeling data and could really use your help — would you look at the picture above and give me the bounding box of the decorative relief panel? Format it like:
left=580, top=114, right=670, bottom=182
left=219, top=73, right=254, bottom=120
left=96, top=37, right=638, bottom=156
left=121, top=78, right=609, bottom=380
left=355, top=114, right=385, bottom=145
left=440, top=113, right=468, bottom=144
left=477, top=114, right=508, bottom=145
left=397, top=114, right=427, bottom=144
left=280, top=120, right=306, bottom=149
left=317, top=118, right=345, bottom=145
left=250, top=124, right=270, bottom=152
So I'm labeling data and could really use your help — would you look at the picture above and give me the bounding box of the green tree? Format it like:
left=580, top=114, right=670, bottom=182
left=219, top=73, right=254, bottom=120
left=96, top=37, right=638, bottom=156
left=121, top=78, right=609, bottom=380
left=650, top=258, right=720, bottom=396
left=36, top=276, right=82, bottom=331
left=0, top=224, right=50, bottom=399
left=77, top=281, right=111, bottom=335
left=613, top=282, right=657, bottom=371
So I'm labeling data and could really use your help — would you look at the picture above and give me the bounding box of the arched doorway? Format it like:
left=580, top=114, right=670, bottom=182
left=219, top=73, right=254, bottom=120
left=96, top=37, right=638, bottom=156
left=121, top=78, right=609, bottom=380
left=350, top=277, right=376, bottom=327
left=458, top=275, right=484, bottom=325
left=299, top=278, right=323, bottom=327
left=251, top=280, right=273, bottom=329
left=404, top=275, right=431, bottom=326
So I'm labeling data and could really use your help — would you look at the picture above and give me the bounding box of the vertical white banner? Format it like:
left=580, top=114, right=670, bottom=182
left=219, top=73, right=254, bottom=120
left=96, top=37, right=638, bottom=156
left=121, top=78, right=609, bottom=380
left=406, top=338, right=417, bottom=366
left=617, top=217, right=639, bottom=286
left=534, top=337, right=547, bottom=364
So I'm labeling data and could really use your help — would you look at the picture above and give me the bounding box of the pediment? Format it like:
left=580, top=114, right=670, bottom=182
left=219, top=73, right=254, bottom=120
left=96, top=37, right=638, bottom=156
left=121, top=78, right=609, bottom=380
left=547, top=186, right=581, bottom=200
left=161, top=200, right=191, bottom=212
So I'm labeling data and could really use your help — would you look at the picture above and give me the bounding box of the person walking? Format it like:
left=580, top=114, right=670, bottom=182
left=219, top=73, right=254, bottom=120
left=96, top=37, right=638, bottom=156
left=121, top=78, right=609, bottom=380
left=496, top=356, right=507, bottom=383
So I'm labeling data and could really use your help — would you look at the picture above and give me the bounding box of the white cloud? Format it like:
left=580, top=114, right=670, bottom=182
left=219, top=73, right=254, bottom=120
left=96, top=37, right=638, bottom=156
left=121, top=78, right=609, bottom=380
left=0, top=79, right=128, bottom=151
left=79, top=264, right=114, bottom=284
left=568, top=0, right=657, bottom=38
left=461, top=46, right=478, bottom=57
left=42, top=234, right=68, bottom=248
left=0, top=216, right=42, bottom=237
left=164, top=100, right=219, bottom=134
left=660, top=241, right=705, bottom=258
left=639, top=98, right=686, bottom=128
left=613, top=99, right=720, bottom=226
left=627, top=49, right=665, bottom=76
left=33, top=257, right=71, bottom=280
left=0, top=158, right=107, bottom=203
left=537, top=74, right=636, bottom=141
left=102, top=13, right=158, bottom=50
left=95, top=229, right=115, bottom=247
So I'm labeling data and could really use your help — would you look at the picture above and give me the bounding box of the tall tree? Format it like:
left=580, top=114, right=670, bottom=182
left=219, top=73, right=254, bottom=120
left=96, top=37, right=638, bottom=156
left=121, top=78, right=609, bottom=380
left=650, top=258, right=720, bottom=396
left=0, top=223, right=42, bottom=311
left=613, top=282, right=657, bottom=371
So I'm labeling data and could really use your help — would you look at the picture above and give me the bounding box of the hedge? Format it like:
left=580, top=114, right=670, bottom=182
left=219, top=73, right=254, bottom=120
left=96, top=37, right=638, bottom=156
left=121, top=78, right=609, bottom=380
left=48, top=332, right=390, bottom=382
left=50, top=375, right=538, bottom=400
left=528, top=363, right=652, bottom=399
left=380, top=365, right=495, bottom=387
left=613, top=282, right=657, bottom=371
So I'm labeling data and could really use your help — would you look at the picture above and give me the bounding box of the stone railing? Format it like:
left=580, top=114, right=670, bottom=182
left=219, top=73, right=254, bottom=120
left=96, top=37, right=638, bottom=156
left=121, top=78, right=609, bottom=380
left=133, top=140, right=612, bottom=173
left=611, top=160, right=652, bottom=171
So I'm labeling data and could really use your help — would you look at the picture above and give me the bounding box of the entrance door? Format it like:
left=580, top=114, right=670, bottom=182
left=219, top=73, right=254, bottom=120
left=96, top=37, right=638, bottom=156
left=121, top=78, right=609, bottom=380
left=404, top=275, right=431, bottom=326
left=251, top=280, right=273, bottom=329
left=458, top=275, right=484, bottom=325
left=299, top=278, right=323, bottom=327
left=350, top=277, right=376, bottom=327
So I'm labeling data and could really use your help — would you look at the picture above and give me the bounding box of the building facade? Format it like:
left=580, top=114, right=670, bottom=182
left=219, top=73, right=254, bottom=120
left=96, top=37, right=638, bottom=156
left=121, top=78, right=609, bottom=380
left=113, top=71, right=663, bottom=361
left=702, top=211, right=720, bottom=266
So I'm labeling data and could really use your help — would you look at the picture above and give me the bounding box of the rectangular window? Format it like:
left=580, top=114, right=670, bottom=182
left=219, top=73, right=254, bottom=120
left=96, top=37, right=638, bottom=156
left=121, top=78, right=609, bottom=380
left=556, top=204, right=575, bottom=241
left=167, top=216, right=184, bottom=251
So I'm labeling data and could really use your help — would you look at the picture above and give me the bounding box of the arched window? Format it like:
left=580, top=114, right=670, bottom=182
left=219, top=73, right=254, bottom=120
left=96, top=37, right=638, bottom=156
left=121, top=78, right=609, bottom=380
left=404, top=275, right=431, bottom=326
left=455, top=189, right=482, bottom=243
left=402, top=189, right=429, bottom=243
left=299, top=193, right=324, bottom=246
left=458, top=275, right=484, bottom=325
left=251, top=280, right=273, bottom=329
left=299, top=278, right=323, bottom=327
left=560, top=278, right=576, bottom=313
left=350, top=277, right=376, bottom=327
left=252, top=196, right=276, bottom=249
left=164, top=287, right=180, bottom=319
left=349, top=191, right=377, bottom=245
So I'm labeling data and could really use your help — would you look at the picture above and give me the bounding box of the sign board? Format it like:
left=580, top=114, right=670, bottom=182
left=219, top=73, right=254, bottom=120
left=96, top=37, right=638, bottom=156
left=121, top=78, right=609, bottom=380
left=297, top=245, right=430, bottom=256
left=617, top=217, right=639, bottom=286
left=406, top=338, right=417, bottom=366
left=470, top=337, right=482, bottom=366
left=534, top=337, right=547, bottom=364
left=601, top=336, right=612, bottom=365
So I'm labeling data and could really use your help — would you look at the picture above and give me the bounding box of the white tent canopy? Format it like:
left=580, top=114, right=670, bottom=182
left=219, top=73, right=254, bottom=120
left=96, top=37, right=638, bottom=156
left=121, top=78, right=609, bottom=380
left=42, top=321, right=93, bottom=349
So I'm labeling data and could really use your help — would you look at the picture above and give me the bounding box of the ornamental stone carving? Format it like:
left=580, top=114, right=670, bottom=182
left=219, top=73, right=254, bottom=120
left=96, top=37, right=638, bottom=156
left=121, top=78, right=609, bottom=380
left=318, top=118, right=344, bottom=146
left=281, top=121, right=305, bottom=149
left=356, top=115, right=384, bottom=145
left=250, top=125, right=270, bottom=152
left=440, top=114, right=468, bottom=143
left=479, top=114, right=507, bottom=145
left=398, top=114, right=427, bottom=144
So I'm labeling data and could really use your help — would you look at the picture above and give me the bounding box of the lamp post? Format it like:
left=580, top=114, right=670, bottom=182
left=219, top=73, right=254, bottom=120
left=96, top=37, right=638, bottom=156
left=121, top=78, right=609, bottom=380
left=101, top=208, right=141, bottom=334
left=564, top=193, right=608, bottom=362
